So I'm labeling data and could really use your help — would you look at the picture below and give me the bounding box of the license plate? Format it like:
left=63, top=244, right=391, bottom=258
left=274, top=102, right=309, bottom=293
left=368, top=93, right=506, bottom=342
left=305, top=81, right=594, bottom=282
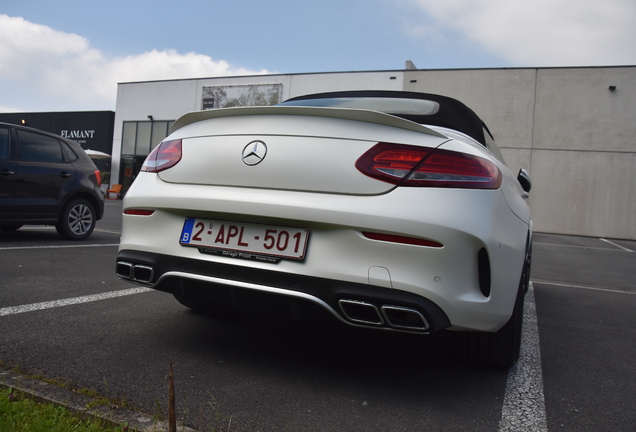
left=179, top=217, right=309, bottom=260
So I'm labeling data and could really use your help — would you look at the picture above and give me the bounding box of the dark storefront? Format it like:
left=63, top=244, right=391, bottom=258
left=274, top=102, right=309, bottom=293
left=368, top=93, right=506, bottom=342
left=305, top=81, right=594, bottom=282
left=0, top=111, right=115, bottom=183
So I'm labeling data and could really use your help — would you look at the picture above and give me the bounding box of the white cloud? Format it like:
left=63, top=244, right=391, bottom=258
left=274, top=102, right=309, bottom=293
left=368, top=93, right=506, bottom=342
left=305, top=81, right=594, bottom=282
left=400, top=0, right=636, bottom=66
left=0, top=106, right=23, bottom=113
left=0, top=14, right=270, bottom=110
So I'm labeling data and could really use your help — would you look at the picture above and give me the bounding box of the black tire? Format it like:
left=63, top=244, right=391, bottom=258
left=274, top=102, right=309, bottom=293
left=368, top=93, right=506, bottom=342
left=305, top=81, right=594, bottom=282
left=56, top=198, right=96, bottom=240
left=452, top=285, right=524, bottom=367
left=452, top=235, right=531, bottom=367
left=0, top=224, right=23, bottom=232
left=521, top=238, right=532, bottom=293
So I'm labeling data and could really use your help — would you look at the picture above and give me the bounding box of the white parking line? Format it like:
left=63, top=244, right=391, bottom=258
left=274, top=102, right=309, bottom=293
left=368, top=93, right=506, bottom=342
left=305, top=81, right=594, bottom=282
left=0, top=287, right=153, bottom=317
left=498, top=283, right=548, bottom=432
left=532, top=279, right=636, bottom=295
left=533, top=241, right=627, bottom=252
left=599, top=238, right=634, bottom=253
left=94, top=228, right=122, bottom=234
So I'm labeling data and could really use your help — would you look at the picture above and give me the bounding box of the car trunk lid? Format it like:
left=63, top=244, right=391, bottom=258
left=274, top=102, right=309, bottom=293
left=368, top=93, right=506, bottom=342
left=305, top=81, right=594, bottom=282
left=158, top=106, right=450, bottom=196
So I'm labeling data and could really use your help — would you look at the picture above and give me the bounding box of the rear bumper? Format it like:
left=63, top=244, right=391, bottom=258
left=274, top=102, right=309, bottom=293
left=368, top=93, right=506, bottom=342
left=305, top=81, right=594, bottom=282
left=117, top=249, right=451, bottom=334
left=119, top=173, right=530, bottom=332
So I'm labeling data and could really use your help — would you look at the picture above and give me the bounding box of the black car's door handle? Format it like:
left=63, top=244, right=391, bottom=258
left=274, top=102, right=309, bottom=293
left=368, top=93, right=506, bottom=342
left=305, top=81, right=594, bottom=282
left=0, top=169, right=14, bottom=177
left=59, top=172, right=72, bottom=178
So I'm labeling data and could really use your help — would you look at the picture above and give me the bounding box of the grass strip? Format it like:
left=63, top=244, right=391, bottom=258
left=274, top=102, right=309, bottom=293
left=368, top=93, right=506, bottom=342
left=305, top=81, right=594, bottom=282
left=0, top=387, right=127, bottom=432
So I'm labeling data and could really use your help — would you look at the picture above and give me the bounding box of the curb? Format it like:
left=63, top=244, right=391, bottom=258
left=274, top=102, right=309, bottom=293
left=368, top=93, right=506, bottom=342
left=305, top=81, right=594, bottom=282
left=0, top=368, right=196, bottom=432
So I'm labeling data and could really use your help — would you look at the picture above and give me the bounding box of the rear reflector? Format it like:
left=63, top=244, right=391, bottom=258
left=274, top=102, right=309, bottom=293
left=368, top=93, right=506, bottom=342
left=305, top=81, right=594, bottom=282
left=356, top=143, right=501, bottom=189
left=141, top=139, right=182, bottom=173
left=362, top=232, right=443, bottom=248
left=123, top=209, right=155, bottom=216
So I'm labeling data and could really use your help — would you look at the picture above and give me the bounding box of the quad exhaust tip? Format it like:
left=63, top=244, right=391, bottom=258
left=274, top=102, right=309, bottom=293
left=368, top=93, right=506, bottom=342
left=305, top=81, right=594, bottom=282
left=116, top=261, right=154, bottom=284
left=338, top=299, right=429, bottom=331
left=381, top=305, right=429, bottom=331
left=338, top=299, right=384, bottom=326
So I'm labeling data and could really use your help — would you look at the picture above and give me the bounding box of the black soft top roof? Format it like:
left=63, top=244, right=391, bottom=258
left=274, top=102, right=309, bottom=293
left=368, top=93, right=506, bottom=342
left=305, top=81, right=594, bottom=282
left=281, top=90, right=490, bottom=146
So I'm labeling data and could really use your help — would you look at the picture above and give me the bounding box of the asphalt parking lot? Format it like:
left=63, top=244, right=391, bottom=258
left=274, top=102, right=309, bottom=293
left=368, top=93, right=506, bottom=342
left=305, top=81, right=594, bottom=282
left=1, top=200, right=635, bottom=431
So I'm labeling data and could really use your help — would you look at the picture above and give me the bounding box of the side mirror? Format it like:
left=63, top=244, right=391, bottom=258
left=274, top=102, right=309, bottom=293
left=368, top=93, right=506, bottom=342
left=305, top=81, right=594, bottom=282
left=517, top=169, right=532, bottom=193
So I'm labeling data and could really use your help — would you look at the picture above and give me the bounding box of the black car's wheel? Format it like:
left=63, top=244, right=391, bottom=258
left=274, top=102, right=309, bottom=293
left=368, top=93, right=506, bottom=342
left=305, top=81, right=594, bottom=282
left=56, top=198, right=96, bottom=240
left=0, top=224, right=23, bottom=232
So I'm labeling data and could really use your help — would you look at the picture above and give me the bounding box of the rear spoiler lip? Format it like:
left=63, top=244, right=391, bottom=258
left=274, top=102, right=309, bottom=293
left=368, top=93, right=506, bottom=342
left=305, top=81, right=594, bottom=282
left=170, top=105, right=447, bottom=139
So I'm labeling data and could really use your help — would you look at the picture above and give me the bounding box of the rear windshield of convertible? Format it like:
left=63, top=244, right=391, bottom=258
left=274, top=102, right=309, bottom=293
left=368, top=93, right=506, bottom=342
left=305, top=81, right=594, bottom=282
left=279, top=97, right=440, bottom=116
left=279, top=91, right=489, bottom=146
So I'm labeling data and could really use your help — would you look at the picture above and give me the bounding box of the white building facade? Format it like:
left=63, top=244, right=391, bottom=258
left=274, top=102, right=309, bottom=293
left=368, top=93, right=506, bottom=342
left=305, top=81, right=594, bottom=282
left=113, top=66, right=636, bottom=239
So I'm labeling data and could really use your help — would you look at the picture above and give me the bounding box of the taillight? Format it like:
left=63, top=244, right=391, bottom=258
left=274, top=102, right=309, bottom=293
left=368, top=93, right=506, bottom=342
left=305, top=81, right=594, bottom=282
left=141, top=139, right=182, bottom=173
left=94, top=169, right=102, bottom=188
left=355, top=143, right=432, bottom=184
left=356, top=143, right=501, bottom=189
left=403, top=149, right=501, bottom=189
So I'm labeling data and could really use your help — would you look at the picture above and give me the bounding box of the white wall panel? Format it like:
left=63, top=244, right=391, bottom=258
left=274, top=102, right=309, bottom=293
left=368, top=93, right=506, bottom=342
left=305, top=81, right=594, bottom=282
left=404, top=69, right=537, bottom=150
left=530, top=150, right=636, bottom=238
left=534, top=68, right=636, bottom=152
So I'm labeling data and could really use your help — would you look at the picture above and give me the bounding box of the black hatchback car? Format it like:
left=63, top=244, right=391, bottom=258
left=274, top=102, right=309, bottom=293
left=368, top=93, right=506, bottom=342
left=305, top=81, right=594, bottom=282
left=0, top=122, right=105, bottom=240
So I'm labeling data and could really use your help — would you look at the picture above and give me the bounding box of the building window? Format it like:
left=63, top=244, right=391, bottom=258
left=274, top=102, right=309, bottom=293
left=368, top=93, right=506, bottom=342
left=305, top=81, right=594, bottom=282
left=119, top=120, right=174, bottom=192
left=122, top=120, right=173, bottom=157
left=201, top=84, right=282, bottom=110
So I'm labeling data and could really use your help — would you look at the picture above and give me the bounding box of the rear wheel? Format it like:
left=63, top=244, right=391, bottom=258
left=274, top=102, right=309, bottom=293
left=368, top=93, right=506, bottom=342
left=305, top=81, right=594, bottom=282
left=453, top=284, right=524, bottom=367
left=56, top=198, right=96, bottom=240
left=453, top=235, right=531, bottom=367
left=521, top=238, right=532, bottom=293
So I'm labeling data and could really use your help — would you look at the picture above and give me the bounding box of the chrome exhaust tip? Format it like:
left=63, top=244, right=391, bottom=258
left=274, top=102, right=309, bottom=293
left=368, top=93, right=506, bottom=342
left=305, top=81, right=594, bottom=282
left=116, top=261, right=134, bottom=279
left=381, top=305, right=429, bottom=331
left=116, top=261, right=154, bottom=284
left=132, top=264, right=154, bottom=283
left=338, top=299, right=384, bottom=326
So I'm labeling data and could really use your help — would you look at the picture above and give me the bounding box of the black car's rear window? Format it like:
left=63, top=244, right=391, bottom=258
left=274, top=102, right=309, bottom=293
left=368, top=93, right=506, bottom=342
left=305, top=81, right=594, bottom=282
left=17, top=130, right=64, bottom=163
left=0, top=127, right=9, bottom=160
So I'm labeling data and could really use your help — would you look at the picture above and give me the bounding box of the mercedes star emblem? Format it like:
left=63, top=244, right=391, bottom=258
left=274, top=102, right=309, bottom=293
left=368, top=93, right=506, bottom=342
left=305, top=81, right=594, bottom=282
left=242, top=140, right=268, bottom=166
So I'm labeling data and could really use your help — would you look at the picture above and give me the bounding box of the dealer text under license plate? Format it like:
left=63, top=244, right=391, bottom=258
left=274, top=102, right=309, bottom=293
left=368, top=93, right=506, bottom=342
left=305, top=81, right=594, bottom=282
left=180, top=217, right=309, bottom=260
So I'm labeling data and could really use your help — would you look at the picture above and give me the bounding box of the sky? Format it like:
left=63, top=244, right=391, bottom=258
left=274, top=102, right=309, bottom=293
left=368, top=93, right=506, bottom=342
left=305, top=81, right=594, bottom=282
left=1, top=0, right=635, bottom=112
